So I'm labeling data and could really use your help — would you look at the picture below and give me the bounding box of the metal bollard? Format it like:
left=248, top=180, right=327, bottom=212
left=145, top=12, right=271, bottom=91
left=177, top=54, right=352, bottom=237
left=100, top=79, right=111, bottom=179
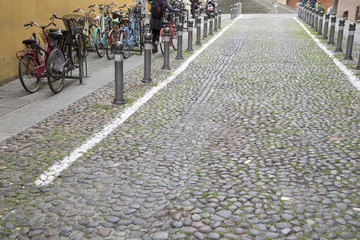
left=328, top=15, right=336, bottom=45
left=162, top=27, right=171, bottom=69
left=187, top=21, right=194, bottom=51
left=142, top=33, right=152, bottom=83
left=322, top=13, right=330, bottom=40
left=203, top=15, right=208, bottom=39
left=196, top=17, right=201, bottom=45
left=112, top=41, right=126, bottom=105
left=344, top=23, right=356, bottom=60
left=317, top=11, right=324, bottom=35
left=218, top=10, right=222, bottom=29
left=311, top=8, right=315, bottom=28
left=335, top=19, right=345, bottom=52
left=314, top=10, right=319, bottom=32
left=306, top=6, right=309, bottom=24
left=230, top=5, right=233, bottom=19
left=175, top=23, right=184, bottom=59
left=209, top=14, right=213, bottom=35
left=214, top=11, right=218, bottom=32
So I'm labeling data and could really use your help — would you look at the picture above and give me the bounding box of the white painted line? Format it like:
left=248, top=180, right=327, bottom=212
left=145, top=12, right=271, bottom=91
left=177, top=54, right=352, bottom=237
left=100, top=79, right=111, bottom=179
left=294, top=17, right=360, bottom=91
left=35, top=15, right=244, bottom=186
left=244, top=160, right=252, bottom=164
left=354, top=208, right=360, bottom=212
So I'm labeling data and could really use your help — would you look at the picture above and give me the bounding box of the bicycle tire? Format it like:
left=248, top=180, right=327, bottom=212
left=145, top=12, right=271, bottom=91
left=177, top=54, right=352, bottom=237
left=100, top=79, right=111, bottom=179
left=88, top=25, right=97, bottom=50
left=95, top=29, right=105, bottom=58
left=106, top=31, right=117, bottom=60
left=171, top=27, right=177, bottom=51
left=18, top=54, right=40, bottom=93
left=121, top=31, right=131, bottom=59
left=159, top=28, right=164, bottom=55
left=77, top=34, right=84, bottom=82
left=46, top=49, right=65, bottom=94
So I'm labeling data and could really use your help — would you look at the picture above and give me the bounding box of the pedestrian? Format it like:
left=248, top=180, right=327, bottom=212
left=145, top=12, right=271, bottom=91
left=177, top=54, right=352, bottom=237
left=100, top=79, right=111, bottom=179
left=301, top=0, right=307, bottom=6
left=149, top=0, right=177, bottom=53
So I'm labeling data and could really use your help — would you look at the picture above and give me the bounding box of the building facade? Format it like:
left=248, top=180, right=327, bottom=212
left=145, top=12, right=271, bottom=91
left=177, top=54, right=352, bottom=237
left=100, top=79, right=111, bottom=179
left=335, top=0, right=360, bottom=23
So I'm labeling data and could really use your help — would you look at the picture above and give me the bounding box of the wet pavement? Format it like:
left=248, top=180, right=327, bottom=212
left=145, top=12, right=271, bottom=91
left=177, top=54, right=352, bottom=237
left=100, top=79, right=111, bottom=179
left=1, top=13, right=360, bottom=240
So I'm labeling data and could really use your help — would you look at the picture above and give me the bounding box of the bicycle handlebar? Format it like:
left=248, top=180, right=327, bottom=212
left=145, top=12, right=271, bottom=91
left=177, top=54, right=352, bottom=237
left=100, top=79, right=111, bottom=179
left=24, top=19, right=56, bottom=30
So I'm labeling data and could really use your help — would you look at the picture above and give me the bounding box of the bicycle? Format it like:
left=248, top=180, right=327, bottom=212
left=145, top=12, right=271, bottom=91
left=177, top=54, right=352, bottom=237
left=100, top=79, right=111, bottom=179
left=106, top=8, right=131, bottom=59
left=159, top=10, right=178, bottom=54
left=93, top=3, right=115, bottom=58
left=73, top=5, right=98, bottom=51
left=127, top=2, right=146, bottom=54
left=47, top=13, right=87, bottom=93
left=16, top=19, right=62, bottom=93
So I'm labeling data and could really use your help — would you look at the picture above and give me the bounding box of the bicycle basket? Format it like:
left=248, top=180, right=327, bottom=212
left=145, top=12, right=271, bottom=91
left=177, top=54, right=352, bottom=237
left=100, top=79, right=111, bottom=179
left=112, top=12, right=122, bottom=21
left=62, top=14, right=85, bottom=35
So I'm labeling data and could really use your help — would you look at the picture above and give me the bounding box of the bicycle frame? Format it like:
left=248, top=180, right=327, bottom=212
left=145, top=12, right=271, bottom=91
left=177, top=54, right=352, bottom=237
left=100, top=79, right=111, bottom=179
left=93, top=4, right=114, bottom=47
left=16, top=22, right=55, bottom=79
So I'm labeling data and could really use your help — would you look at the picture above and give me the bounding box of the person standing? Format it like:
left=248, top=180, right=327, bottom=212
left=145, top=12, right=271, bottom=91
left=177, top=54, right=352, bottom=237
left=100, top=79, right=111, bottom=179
left=310, top=0, right=316, bottom=8
left=149, top=0, right=177, bottom=53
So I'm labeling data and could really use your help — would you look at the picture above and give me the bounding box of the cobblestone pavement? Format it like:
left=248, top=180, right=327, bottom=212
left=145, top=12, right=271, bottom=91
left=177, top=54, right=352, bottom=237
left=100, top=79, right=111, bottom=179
left=1, top=15, right=360, bottom=239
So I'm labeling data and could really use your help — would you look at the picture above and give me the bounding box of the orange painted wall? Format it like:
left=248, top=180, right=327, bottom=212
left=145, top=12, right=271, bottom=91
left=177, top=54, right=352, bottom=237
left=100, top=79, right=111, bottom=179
left=0, top=0, right=137, bottom=85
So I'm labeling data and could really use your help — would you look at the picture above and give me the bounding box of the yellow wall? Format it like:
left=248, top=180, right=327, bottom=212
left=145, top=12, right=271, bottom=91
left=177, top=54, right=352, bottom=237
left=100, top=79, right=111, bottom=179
left=0, top=0, right=137, bottom=85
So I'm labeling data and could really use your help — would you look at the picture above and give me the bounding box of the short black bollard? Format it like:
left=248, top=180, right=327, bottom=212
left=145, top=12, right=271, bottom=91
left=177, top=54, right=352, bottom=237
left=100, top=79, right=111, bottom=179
left=112, top=41, right=126, bottom=105
left=162, top=27, right=171, bottom=69
left=196, top=17, right=201, bottom=45
left=322, top=13, right=330, bottom=40
left=142, top=33, right=152, bottom=83
left=203, top=15, right=208, bottom=39
left=344, top=23, right=356, bottom=60
left=214, top=11, right=218, bottom=32
left=175, top=23, right=184, bottom=59
left=187, top=21, right=194, bottom=51
left=328, top=15, right=336, bottom=45
left=218, top=10, right=222, bottom=29
left=306, top=6, right=309, bottom=24
left=230, top=5, right=233, bottom=19
left=311, top=8, right=315, bottom=28
left=335, top=19, right=345, bottom=52
left=314, top=10, right=319, bottom=32
left=317, top=11, right=324, bottom=35
left=209, top=14, right=214, bottom=35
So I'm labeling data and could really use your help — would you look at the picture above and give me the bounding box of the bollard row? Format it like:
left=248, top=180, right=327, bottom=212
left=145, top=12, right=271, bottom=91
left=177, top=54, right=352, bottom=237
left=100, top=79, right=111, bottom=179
left=112, top=5, right=240, bottom=105
left=298, top=3, right=358, bottom=64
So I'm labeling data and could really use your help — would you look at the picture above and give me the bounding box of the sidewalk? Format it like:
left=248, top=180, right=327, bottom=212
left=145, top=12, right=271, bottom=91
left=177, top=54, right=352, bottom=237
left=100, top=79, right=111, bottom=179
left=1, top=14, right=360, bottom=240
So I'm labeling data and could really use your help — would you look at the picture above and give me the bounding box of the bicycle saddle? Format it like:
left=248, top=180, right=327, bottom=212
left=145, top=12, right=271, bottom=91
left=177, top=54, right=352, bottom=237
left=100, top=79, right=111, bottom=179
left=48, top=29, right=63, bottom=38
left=93, top=15, right=100, bottom=21
left=112, top=18, right=120, bottom=24
left=120, top=17, right=130, bottom=23
left=22, top=37, right=37, bottom=45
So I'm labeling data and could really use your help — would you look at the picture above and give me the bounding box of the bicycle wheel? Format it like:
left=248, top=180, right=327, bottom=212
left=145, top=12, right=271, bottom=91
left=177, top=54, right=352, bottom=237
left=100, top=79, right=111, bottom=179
left=159, top=28, right=165, bottom=55
left=121, top=31, right=131, bottom=59
left=95, top=29, right=105, bottom=58
left=46, top=49, right=65, bottom=94
left=106, top=31, right=117, bottom=60
left=171, top=26, right=178, bottom=51
left=88, top=25, right=97, bottom=49
left=18, top=54, right=40, bottom=93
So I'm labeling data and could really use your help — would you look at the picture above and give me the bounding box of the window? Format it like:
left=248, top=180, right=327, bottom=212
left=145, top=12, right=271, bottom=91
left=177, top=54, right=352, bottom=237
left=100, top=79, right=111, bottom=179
left=343, top=10, right=348, bottom=20
left=356, top=6, right=360, bottom=22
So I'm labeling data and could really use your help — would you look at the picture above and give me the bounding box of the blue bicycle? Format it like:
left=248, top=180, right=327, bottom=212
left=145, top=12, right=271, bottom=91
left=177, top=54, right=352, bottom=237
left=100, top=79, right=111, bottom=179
left=119, top=4, right=145, bottom=58
left=93, top=3, right=115, bottom=58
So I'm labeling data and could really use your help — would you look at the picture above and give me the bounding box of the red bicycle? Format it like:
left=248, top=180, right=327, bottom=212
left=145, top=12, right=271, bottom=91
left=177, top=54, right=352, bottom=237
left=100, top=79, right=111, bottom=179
left=159, top=10, right=178, bottom=54
left=16, top=18, right=63, bottom=93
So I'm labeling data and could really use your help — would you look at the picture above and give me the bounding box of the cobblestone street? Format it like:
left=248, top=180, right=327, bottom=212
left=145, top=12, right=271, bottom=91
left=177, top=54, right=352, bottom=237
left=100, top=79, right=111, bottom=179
left=1, top=14, right=360, bottom=239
